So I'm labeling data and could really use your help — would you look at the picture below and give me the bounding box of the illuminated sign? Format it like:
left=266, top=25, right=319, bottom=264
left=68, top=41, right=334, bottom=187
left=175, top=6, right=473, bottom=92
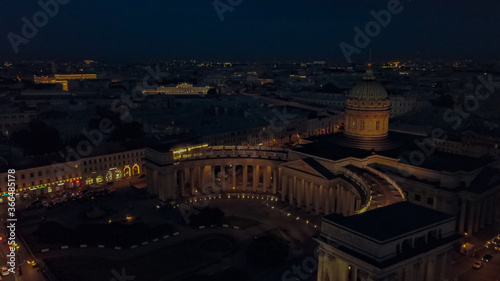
left=172, top=144, right=208, bottom=159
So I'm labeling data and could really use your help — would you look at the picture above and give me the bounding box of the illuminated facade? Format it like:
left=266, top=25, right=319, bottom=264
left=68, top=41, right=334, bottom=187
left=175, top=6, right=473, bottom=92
left=0, top=161, right=81, bottom=201
left=81, top=149, right=145, bottom=185
left=342, top=64, right=393, bottom=150
left=316, top=202, right=460, bottom=281
left=0, top=148, right=146, bottom=201
left=33, top=74, right=98, bottom=91
left=142, top=83, right=211, bottom=95
left=144, top=145, right=405, bottom=215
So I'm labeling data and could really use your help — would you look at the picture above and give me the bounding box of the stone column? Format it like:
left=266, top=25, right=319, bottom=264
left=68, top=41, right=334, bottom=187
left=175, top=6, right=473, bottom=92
left=480, top=200, right=487, bottom=229
left=272, top=168, right=278, bottom=194
left=317, top=251, right=325, bottom=281
left=187, top=168, right=194, bottom=195
left=315, top=185, right=322, bottom=215
left=351, top=192, right=356, bottom=215
left=467, top=201, right=475, bottom=235
left=298, top=179, right=304, bottom=207
left=178, top=169, right=186, bottom=195
left=198, top=166, right=207, bottom=194
left=220, top=165, right=226, bottom=192
left=263, top=166, right=270, bottom=192
left=281, top=175, right=287, bottom=201
left=211, top=166, right=216, bottom=193
left=158, top=172, right=167, bottom=201
left=243, top=165, right=248, bottom=191
left=439, top=251, right=448, bottom=281
left=425, top=256, right=436, bottom=280
left=232, top=165, right=236, bottom=190
left=289, top=176, right=295, bottom=204
left=458, top=199, right=466, bottom=234
left=147, top=168, right=156, bottom=195
left=474, top=202, right=481, bottom=233
left=253, top=165, right=259, bottom=192
left=324, top=187, right=330, bottom=214
left=347, top=191, right=353, bottom=216
left=305, top=182, right=311, bottom=211
left=336, top=184, right=341, bottom=213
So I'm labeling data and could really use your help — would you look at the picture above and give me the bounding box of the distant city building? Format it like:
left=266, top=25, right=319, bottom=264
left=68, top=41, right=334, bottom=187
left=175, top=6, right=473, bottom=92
left=291, top=94, right=429, bottom=118
left=33, top=74, right=98, bottom=91
left=142, top=83, right=210, bottom=95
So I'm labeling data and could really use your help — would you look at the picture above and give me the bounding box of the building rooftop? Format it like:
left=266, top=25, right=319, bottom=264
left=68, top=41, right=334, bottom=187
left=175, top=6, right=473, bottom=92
left=293, top=131, right=493, bottom=173
left=323, top=201, right=454, bottom=242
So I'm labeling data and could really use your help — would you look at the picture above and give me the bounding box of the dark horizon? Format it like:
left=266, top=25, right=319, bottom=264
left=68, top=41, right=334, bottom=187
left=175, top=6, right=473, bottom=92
left=1, top=0, right=500, bottom=63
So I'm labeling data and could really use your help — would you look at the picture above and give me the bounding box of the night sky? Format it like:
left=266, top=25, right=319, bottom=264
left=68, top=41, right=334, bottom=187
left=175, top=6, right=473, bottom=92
left=1, top=0, right=499, bottom=62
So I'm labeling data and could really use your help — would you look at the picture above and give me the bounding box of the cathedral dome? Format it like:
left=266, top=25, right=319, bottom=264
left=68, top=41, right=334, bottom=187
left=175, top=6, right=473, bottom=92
left=347, top=66, right=388, bottom=102
left=348, top=80, right=388, bottom=101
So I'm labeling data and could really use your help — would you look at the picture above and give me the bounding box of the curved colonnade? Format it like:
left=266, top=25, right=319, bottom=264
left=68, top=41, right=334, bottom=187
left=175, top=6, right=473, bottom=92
left=145, top=146, right=394, bottom=216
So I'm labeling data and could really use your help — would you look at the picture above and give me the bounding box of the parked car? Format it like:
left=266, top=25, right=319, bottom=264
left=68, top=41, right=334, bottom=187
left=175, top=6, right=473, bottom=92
left=472, top=260, right=484, bottom=269
left=482, top=254, right=493, bottom=262
left=0, top=267, right=8, bottom=276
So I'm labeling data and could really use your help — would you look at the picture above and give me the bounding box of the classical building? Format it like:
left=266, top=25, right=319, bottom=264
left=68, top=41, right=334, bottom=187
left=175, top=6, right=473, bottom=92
left=316, top=202, right=461, bottom=281
left=334, top=64, right=398, bottom=151
left=145, top=63, right=500, bottom=241
left=81, top=148, right=145, bottom=186
left=0, top=159, right=82, bottom=202
left=0, top=147, right=146, bottom=202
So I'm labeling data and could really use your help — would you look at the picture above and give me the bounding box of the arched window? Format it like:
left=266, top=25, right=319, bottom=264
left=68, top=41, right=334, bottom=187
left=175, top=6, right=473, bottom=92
left=351, top=120, right=356, bottom=129
left=360, top=120, right=365, bottom=130
left=376, top=121, right=380, bottom=130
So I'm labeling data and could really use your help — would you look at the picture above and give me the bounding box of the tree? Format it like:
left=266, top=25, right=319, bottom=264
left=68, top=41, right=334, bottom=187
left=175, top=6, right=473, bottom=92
left=10, top=121, right=63, bottom=155
left=207, top=88, right=218, bottom=95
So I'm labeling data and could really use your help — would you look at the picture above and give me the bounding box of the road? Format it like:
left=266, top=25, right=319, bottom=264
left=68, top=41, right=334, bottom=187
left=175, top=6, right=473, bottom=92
left=0, top=232, right=47, bottom=281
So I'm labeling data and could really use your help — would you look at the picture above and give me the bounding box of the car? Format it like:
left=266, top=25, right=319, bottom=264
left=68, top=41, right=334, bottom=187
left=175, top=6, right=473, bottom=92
left=0, top=267, right=8, bottom=276
left=27, top=260, right=38, bottom=268
left=472, top=260, right=484, bottom=269
left=482, top=254, right=493, bottom=262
